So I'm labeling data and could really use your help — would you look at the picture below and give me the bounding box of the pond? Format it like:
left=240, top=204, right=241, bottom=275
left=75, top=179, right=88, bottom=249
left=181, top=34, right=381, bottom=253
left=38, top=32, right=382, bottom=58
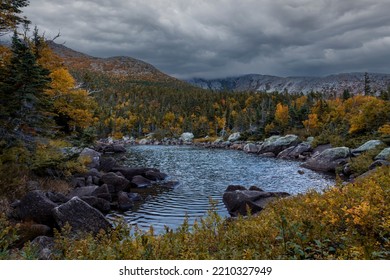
left=109, top=145, right=334, bottom=233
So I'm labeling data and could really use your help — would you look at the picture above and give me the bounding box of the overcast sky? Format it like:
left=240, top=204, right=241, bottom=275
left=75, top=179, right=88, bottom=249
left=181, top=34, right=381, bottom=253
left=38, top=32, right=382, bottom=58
left=22, top=0, right=390, bottom=79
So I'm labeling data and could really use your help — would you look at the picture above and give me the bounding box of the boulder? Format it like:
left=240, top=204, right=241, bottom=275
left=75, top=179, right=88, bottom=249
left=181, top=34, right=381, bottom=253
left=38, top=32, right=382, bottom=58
left=117, top=191, right=134, bottom=212
left=52, top=197, right=112, bottom=234
left=352, top=140, right=384, bottom=156
left=31, top=236, right=55, bottom=260
left=259, top=152, right=276, bottom=158
left=80, top=196, right=111, bottom=214
left=111, top=167, right=159, bottom=181
left=243, top=143, right=259, bottom=153
left=101, top=172, right=130, bottom=192
left=91, top=184, right=112, bottom=202
left=375, top=147, right=390, bottom=160
left=99, top=157, right=118, bottom=172
left=144, top=170, right=168, bottom=181
left=112, top=144, right=126, bottom=153
left=131, top=175, right=153, bottom=188
left=289, top=142, right=312, bottom=158
left=11, top=191, right=57, bottom=226
left=301, top=146, right=350, bottom=172
left=259, top=134, right=301, bottom=155
left=223, top=187, right=289, bottom=217
left=228, top=132, right=241, bottom=142
left=138, top=138, right=150, bottom=145
left=277, top=142, right=312, bottom=160
left=180, top=132, right=194, bottom=142
left=67, top=185, right=99, bottom=198
left=45, top=192, right=69, bottom=204
left=79, top=148, right=101, bottom=169
left=277, top=146, right=295, bottom=159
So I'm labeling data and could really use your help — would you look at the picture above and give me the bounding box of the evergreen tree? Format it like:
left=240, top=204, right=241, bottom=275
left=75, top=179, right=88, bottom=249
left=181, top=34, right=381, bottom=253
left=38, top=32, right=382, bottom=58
left=0, top=31, right=52, bottom=137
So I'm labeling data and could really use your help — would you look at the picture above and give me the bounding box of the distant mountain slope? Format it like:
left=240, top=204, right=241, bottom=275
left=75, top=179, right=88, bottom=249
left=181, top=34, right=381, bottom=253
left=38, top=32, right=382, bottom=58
left=188, top=73, right=390, bottom=95
left=47, top=41, right=183, bottom=84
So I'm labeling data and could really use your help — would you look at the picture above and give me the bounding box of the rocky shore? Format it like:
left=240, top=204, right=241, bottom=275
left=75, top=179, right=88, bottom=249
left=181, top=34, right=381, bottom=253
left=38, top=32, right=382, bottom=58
left=9, top=132, right=389, bottom=258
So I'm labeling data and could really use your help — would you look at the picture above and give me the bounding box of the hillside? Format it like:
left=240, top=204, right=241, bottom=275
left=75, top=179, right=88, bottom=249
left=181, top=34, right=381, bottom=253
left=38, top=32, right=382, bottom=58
left=188, top=73, right=390, bottom=95
left=47, top=41, right=184, bottom=84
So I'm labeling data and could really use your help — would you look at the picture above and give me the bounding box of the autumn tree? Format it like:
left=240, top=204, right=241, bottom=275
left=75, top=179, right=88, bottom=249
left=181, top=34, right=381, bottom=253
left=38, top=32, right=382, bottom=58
left=274, top=102, right=289, bottom=131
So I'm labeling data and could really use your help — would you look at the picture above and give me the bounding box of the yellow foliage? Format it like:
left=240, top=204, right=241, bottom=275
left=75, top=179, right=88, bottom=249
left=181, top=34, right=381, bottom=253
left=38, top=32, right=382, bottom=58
left=275, top=103, right=289, bottom=128
left=378, top=124, right=390, bottom=136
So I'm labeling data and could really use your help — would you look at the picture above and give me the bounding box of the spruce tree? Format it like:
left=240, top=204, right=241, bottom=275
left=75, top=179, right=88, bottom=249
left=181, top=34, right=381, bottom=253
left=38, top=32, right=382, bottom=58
left=0, top=31, right=52, bottom=138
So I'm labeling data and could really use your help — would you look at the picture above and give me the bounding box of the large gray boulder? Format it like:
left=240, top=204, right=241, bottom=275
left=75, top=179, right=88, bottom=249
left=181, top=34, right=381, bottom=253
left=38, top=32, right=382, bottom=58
left=79, top=148, right=101, bottom=169
left=52, top=197, right=112, bottom=234
left=223, top=186, right=289, bottom=217
left=180, top=132, right=194, bottom=142
left=11, top=191, right=57, bottom=226
left=351, top=140, right=384, bottom=156
left=259, top=134, right=301, bottom=155
left=375, top=147, right=390, bottom=160
left=228, top=132, right=241, bottom=142
left=301, top=146, right=350, bottom=172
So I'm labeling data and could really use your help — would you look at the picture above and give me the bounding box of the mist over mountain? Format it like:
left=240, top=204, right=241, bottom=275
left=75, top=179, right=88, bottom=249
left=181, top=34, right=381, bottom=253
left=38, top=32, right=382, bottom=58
left=188, top=73, right=390, bottom=95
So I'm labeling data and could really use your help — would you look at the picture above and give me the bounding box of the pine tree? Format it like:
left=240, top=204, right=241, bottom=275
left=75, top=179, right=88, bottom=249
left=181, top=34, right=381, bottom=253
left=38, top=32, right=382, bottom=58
left=0, top=31, right=52, bottom=137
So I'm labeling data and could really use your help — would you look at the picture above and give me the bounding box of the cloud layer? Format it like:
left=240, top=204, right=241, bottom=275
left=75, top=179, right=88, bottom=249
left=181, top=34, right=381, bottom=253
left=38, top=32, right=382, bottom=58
left=23, top=0, right=390, bottom=79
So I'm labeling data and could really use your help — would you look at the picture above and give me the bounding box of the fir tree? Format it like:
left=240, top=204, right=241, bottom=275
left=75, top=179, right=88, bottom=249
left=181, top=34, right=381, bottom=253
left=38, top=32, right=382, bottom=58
left=0, top=31, right=52, bottom=137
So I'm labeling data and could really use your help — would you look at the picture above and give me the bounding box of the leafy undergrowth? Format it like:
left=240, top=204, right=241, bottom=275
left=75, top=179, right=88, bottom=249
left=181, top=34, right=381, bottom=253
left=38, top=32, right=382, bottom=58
left=2, top=166, right=389, bottom=260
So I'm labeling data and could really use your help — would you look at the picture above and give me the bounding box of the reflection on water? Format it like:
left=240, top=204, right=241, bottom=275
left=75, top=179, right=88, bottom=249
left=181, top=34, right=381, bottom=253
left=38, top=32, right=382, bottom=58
left=109, top=145, right=334, bottom=234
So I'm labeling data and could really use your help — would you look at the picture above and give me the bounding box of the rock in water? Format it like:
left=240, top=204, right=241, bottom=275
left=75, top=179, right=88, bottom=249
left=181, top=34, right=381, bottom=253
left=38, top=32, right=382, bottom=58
left=52, top=197, right=112, bottom=234
left=131, top=175, right=153, bottom=188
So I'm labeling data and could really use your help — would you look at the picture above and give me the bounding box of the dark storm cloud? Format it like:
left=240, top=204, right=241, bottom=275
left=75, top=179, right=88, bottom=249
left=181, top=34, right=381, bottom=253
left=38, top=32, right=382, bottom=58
left=23, top=0, right=390, bottom=78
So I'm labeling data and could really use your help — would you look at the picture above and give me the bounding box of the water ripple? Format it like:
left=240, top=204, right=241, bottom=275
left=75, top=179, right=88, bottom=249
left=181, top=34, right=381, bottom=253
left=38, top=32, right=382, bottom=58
left=110, top=145, right=334, bottom=233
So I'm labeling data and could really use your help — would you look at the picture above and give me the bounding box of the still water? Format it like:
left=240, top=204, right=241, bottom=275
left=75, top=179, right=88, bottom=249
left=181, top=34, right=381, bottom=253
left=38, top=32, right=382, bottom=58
left=110, top=145, right=334, bottom=233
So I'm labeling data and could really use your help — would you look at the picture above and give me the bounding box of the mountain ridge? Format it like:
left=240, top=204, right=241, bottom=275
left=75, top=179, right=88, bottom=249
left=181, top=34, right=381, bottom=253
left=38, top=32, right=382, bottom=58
left=188, top=72, right=390, bottom=95
left=47, top=41, right=183, bottom=84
